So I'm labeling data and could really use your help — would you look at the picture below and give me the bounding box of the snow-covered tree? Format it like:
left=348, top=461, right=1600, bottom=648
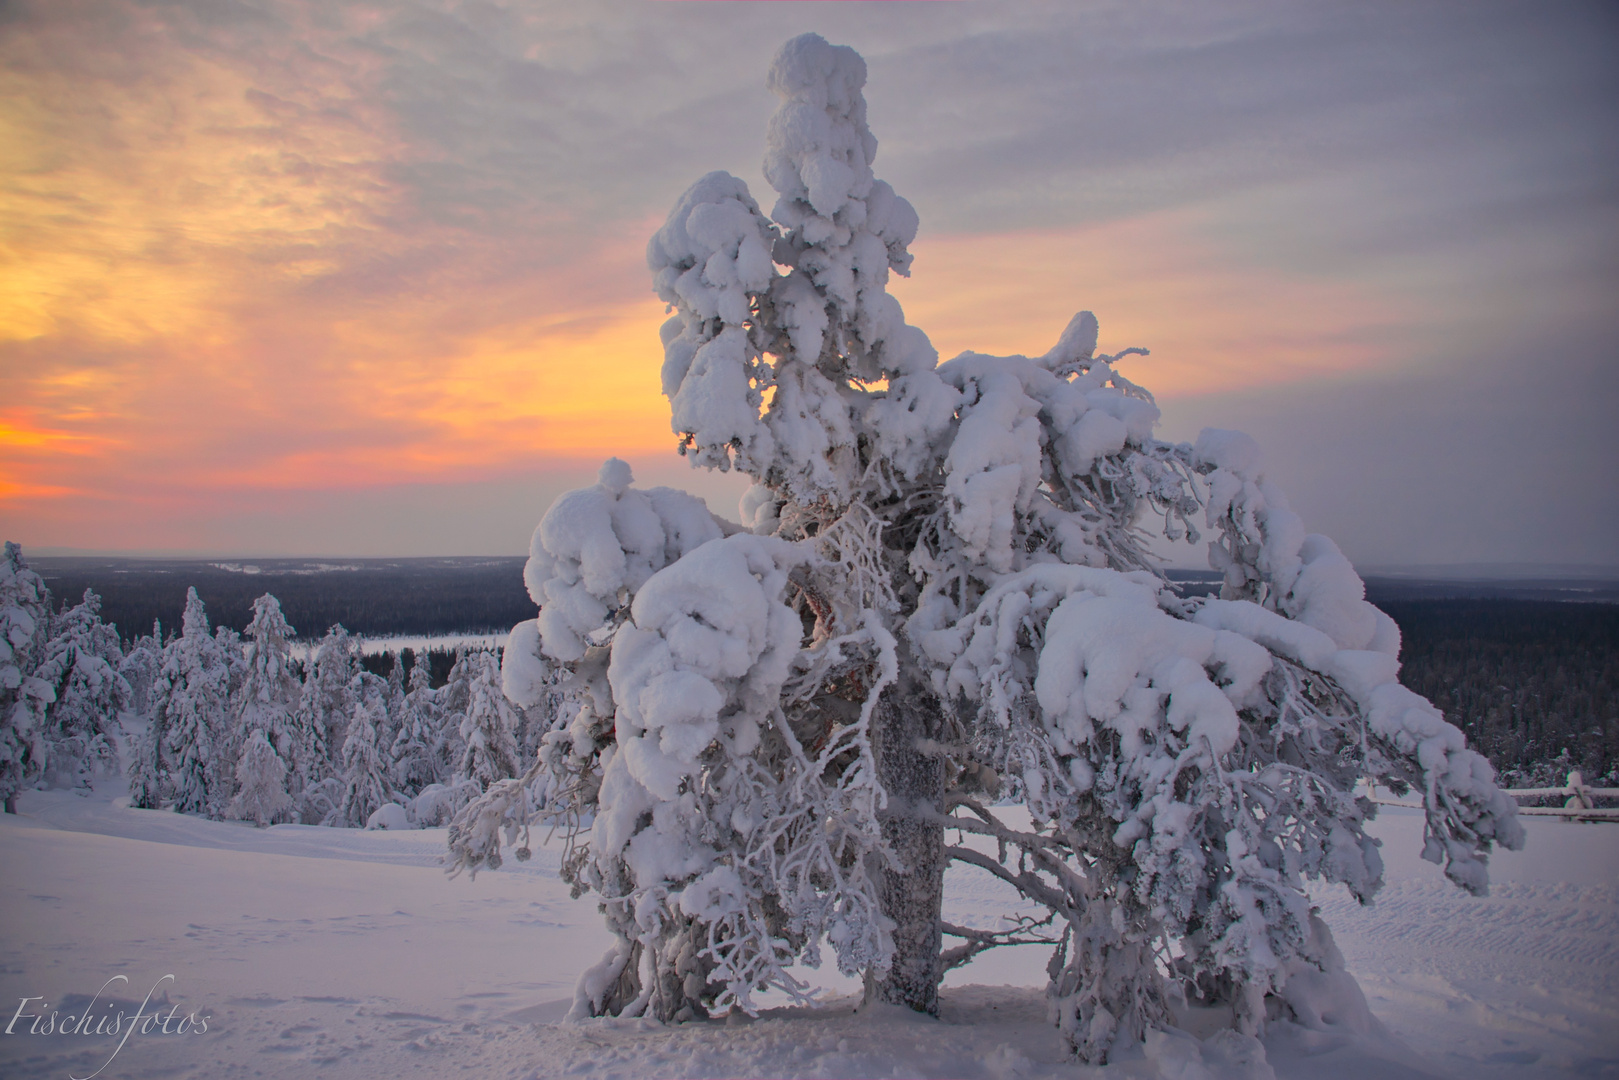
left=228, top=594, right=309, bottom=811
left=337, top=696, right=391, bottom=828
left=1, top=542, right=53, bottom=813
left=230, top=728, right=294, bottom=826
left=214, top=622, right=247, bottom=704
left=452, top=649, right=520, bottom=791
left=119, top=621, right=163, bottom=719
left=156, top=588, right=233, bottom=817
left=434, top=648, right=475, bottom=776
left=40, top=589, right=130, bottom=787
left=390, top=655, right=445, bottom=795
left=384, top=650, right=407, bottom=733
left=121, top=621, right=168, bottom=808
left=452, top=34, right=1525, bottom=1062
left=296, top=624, right=356, bottom=798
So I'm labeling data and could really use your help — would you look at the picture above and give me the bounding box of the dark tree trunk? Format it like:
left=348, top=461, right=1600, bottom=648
left=865, top=667, right=946, bottom=1014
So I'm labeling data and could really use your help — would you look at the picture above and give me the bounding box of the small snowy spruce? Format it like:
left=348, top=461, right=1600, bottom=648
left=155, top=588, right=233, bottom=818
left=301, top=625, right=359, bottom=772
left=338, top=696, right=391, bottom=829
left=453, top=34, right=1525, bottom=1062
left=231, top=728, right=294, bottom=826
left=454, top=649, right=521, bottom=791
left=0, top=542, right=53, bottom=813
left=226, top=594, right=305, bottom=821
left=121, top=622, right=167, bottom=807
left=293, top=625, right=357, bottom=821
left=119, top=622, right=163, bottom=721
left=390, top=655, right=447, bottom=796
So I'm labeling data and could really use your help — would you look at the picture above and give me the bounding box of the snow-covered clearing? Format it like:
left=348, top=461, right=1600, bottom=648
left=286, top=632, right=506, bottom=662
left=1, top=786, right=1613, bottom=1080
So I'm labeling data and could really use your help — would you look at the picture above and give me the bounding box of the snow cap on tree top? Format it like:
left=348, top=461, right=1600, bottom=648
left=1039, top=311, right=1100, bottom=371
left=765, top=34, right=876, bottom=219
left=598, top=457, right=634, bottom=496
left=181, top=586, right=209, bottom=639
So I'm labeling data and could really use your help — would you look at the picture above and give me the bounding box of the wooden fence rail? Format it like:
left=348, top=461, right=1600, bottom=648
left=1368, top=770, right=1619, bottom=822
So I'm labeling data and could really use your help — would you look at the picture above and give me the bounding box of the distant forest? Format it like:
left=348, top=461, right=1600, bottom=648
left=1385, top=599, right=1618, bottom=788
left=33, top=557, right=532, bottom=641
left=28, top=558, right=1619, bottom=784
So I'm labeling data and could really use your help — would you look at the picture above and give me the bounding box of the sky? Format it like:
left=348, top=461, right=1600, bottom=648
left=3, top=0, right=1616, bottom=567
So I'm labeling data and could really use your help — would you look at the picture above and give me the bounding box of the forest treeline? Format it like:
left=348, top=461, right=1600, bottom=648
left=25, top=558, right=1619, bottom=787
left=32, top=557, right=531, bottom=640
left=3, top=543, right=535, bottom=825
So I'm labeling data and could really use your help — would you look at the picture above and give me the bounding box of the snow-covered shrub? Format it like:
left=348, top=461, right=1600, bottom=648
left=230, top=729, right=294, bottom=826
left=0, top=542, right=53, bottom=813
left=451, top=34, right=1524, bottom=1062
left=406, top=778, right=482, bottom=828
left=365, top=801, right=411, bottom=831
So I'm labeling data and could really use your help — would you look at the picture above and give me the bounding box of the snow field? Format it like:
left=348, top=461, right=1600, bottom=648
left=1, top=789, right=1614, bottom=1080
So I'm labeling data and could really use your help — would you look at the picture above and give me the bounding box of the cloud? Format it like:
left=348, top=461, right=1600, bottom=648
left=890, top=207, right=1419, bottom=395
left=1159, top=326, right=1619, bottom=567
left=1, top=0, right=1614, bottom=558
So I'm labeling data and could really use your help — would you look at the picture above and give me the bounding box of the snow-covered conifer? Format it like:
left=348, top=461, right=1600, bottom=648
left=453, top=35, right=1525, bottom=1062
left=126, top=720, right=167, bottom=810
left=230, top=728, right=293, bottom=826
left=157, top=588, right=233, bottom=817
left=211, top=622, right=247, bottom=773
left=229, top=594, right=308, bottom=808
left=124, top=621, right=168, bottom=810
left=337, top=696, right=391, bottom=828
left=0, top=542, right=53, bottom=813
left=40, top=589, right=130, bottom=787
left=453, top=649, right=521, bottom=791
left=374, top=651, right=406, bottom=760
left=298, top=625, right=357, bottom=780
left=435, top=649, right=475, bottom=776
left=119, top=622, right=163, bottom=719
left=390, top=655, right=444, bottom=796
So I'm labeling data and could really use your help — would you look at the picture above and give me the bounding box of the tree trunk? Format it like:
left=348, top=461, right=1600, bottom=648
left=865, top=667, right=945, bottom=1014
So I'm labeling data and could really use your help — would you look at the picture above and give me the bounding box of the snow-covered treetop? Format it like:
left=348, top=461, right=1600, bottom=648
left=246, top=593, right=295, bottom=652
left=651, top=33, right=939, bottom=506
left=180, top=586, right=210, bottom=639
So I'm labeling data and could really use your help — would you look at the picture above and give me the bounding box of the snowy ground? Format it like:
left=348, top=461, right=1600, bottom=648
left=287, top=632, right=508, bottom=662
left=1, top=786, right=1615, bottom=1080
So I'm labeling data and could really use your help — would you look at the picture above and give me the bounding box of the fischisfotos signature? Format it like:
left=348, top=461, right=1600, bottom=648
left=4, top=974, right=210, bottom=1080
